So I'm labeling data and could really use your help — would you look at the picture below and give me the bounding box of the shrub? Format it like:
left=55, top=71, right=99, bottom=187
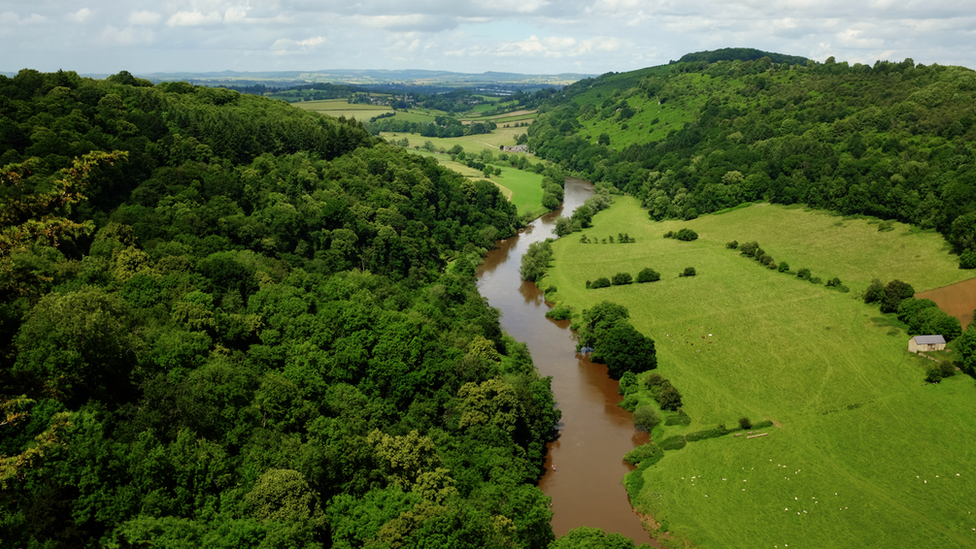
left=664, top=409, right=691, bottom=426
left=738, top=416, right=752, bottom=430
left=659, top=435, right=687, bottom=451
left=590, top=277, right=611, bottom=289
left=726, top=240, right=739, bottom=249
left=657, top=381, right=683, bottom=410
left=685, top=428, right=724, bottom=442
left=617, top=371, right=637, bottom=395
left=826, top=277, right=842, bottom=287
left=633, top=405, right=661, bottom=432
left=777, top=261, right=790, bottom=272
left=881, top=279, right=916, bottom=313
left=618, top=393, right=639, bottom=412
left=637, top=268, right=661, bottom=283
left=545, top=305, right=573, bottom=321
left=611, top=272, right=633, bottom=285
left=675, top=228, right=698, bottom=241
left=680, top=267, right=696, bottom=277
left=796, top=268, right=811, bottom=280
left=759, top=253, right=774, bottom=266
left=663, top=230, right=674, bottom=239
left=925, top=362, right=956, bottom=383
left=960, top=249, right=976, bottom=269
left=739, top=241, right=759, bottom=256
left=752, top=419, right=774, bottom=429
left=623, top=443, right=664, bottom=466
left=864, top=279, right=885, bottom=303
left=810, top=276, right=823, bottom=284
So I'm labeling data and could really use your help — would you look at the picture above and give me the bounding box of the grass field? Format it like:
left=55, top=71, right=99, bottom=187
left=544, top=200, right=976, bottom=548
left=380, top=125, right=531, bottom=153
left=406, top=149, right=546, bottom=218
left=292, top=99, right=393, bottom=120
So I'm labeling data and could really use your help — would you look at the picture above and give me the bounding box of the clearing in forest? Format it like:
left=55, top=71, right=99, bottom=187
left=544, top=199, right=976, bottom=549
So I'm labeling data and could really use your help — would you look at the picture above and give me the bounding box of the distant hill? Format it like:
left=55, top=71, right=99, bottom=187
left=135, top=68, right=594, bottom=89
left=676, top=47, right=810, bottom=66
left=525, top=52, right=976, bottom=262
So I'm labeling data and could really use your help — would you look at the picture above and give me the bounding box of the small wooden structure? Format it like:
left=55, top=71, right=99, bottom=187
left=908, top=335, right=946, bottom=353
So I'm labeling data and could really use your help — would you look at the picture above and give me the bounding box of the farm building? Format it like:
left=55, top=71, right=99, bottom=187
left=908, top=335, right=946, bottom=353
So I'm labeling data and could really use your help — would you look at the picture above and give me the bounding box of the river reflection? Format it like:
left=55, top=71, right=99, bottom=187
left=476, top=179, right=656, bottom=545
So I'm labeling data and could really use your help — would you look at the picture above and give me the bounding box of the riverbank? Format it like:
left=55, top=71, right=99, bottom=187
left=538, top=198, right=976, bottom=548
left=476, top=179, right=657, bottom=545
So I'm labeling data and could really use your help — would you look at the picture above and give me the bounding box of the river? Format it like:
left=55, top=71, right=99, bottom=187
left=476, top=179, right=656, bottom=545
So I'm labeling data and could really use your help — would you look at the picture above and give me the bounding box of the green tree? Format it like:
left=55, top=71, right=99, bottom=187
left=636, top=267, right=660, bottom=283
left=611, top=272, right=633, bottom=285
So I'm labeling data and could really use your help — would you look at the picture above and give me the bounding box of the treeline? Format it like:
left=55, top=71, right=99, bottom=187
left=527, top=55, right=976, bottom=263
left=0, top=69, right=561, bottom=547
left=366, top=116, right=497, bottom=138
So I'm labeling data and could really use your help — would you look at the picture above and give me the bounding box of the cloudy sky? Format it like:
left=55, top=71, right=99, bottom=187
left=2, top=1, right=975, bottom=76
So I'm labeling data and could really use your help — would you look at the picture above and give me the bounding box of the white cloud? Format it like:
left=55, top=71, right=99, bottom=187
left=130, top=11, right=162, bottom=26
left=224, top=6, right=250, bottom=24
left=68, top=8, right=92, bottom=24
left=167, top=11, right=222, bottom=27
left=297, top=36, right=325, bottom=46
left=101, top=25, right=154, bottom=45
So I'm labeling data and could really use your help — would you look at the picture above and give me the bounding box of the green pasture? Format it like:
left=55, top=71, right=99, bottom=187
left=405, top=150, right=545, bottom=218
left=292, top=99, right=392, bottom=120
left=379, top=129, right=528, bottom=154
left=543, top=200, right=976, bottom=548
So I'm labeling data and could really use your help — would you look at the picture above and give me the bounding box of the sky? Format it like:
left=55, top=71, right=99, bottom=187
left=2, top=1, right=975, bottom=76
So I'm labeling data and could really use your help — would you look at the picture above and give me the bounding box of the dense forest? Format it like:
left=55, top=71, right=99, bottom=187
left=0, top=69, right=566, bottom=547
left=526, top=54, right=976, bottom=263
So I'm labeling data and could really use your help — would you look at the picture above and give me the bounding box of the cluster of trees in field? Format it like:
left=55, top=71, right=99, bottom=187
left=526, top=55, right=976, bottom=265
left=587, top=267, right=660, bottom=289
left=663, top=228, right=697, bottom=241
left=730, top=240, right=847, bottom=290
left=573, top=301, right=657, bottom=379
left=367, top=115, right=497, bottom=138
left=578, top=232, right=635, bottom=244
left=0, top=69, right=565, bottom=548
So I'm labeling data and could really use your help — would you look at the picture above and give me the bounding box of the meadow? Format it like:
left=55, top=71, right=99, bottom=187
left=543, top=199, right=976, bottom=548
left=292, top=98, right=392, bottom=120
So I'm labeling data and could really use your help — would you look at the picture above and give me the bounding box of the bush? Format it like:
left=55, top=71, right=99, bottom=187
left=663, top=230, right=674, bottom=239
left=633, top=405, right=661, bottom=432
left=675, top=228, right=698, bottom=241
left=796, top=268, right=811, bottom=280
left=810, top=276, right=823, bottom=284
left=618, top=393, right=639, bottom=412
left=657, top=381, right=683, bottom=410
left=590, top=277, right=611, bottom=289
left=881, top=279, right=916, bottom=313
left=659, top=435, right=687, bottom=451
left=777, top=261, right=790, bottom=273
left=637, top=268, right=661, bottom=283
left=617, top=371, right=637, bottom=395
left=519, top=240, right=553, bottom=282
left=726, top=240, right=739, bottom=249
left=739, top=241, right=759, bottom=256
left=752, top=419, right=774, bottom=429
left=612, top=272, right=633, bottom=285
left=864, top=279, right=885, bottom=303
left=664, top=410, right=691, bottom=426
left=545, top=305, right=573, bottom=321
left=826, top=277, right=842, bottom=287
left=685, top=428, right=724, bottom=442
left=925, top=362, right=956, bottom=383
left=961, top=249, right=976, bottom=269
left=680, top=267, right=696, bottom=277
left=738, top=416, right=752, bottom=430
left=623, top=443, right=663, bottom=466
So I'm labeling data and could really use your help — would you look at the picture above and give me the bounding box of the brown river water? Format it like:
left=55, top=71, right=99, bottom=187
left=476, top=179, right=657, bottom=545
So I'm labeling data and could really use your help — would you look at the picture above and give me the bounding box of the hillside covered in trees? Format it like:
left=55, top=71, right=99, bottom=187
left=0, top=69, right=563, bottom=547
left=526, top=53, right=976, bottom=265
